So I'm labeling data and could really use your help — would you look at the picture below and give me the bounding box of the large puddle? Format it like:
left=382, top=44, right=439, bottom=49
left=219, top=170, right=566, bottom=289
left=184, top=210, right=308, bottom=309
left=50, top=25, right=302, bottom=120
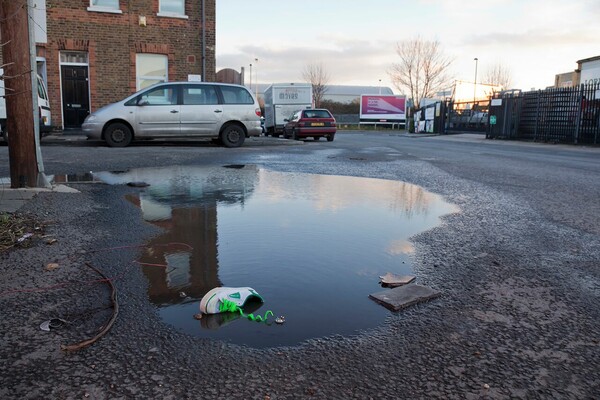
left=90, top=165, right=456, bottom=348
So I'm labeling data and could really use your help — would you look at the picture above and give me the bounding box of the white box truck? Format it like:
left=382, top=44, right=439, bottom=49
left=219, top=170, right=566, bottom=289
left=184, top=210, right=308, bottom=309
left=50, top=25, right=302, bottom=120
left=263, top=83, right=312, bottom=136
left=0, top=68, right=52, bottom=143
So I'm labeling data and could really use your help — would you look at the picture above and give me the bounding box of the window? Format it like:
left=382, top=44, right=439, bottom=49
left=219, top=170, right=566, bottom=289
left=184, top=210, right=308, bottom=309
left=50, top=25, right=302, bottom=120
left=304, top=110, right=331, bottom=118
left=37, top=77, right=48, bottom=101
left=159, top=0, right=185, bottom=16
left=136, top=54, right=168, bottom=90
left=183, top=85, right=218, bottom=105
left=220, top=86, right=254, bottom=105
left=88, top=0, right=121, bottom=13
left=139, top=86, right=177, bottom=106
left=60, top=52, right=88, bottom=65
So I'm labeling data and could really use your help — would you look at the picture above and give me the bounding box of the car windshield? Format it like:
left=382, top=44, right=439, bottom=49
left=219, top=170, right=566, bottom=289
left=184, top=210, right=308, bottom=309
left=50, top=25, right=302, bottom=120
left=303, top=110, right=331, bottom=118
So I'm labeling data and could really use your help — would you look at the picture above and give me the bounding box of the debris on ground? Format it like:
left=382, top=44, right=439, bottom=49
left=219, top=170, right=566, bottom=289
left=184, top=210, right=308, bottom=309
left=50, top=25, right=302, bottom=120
left=127, top=181, right=150, bottom=187
left=0, top=212, right=46, bottom=252
left=45, top=263, right=60, bottom=271
left=369, top=284, right=441, bottom=311
left=17, top=233, right=34, bottom=243
left=379, top=272, right=416, bottom=287
left=40, top=318, right=67, bottom=331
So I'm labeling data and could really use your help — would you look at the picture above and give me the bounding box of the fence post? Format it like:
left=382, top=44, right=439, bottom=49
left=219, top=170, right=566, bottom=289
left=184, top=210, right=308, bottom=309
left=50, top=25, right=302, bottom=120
left=534, top=91, right=540, bottom=141
left=573, top=84, right=583, bottom=144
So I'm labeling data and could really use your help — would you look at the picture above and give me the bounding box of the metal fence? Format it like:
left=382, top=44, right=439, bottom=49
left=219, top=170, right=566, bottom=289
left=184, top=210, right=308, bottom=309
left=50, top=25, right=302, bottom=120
left=488, top=83, right=600, bottom=144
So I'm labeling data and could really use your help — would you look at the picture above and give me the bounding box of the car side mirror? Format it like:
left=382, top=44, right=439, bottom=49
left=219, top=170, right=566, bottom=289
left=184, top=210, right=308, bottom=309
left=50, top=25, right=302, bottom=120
left=284, top=118, right=289, bottom=122
left=137, top=98, right=149, bottom=106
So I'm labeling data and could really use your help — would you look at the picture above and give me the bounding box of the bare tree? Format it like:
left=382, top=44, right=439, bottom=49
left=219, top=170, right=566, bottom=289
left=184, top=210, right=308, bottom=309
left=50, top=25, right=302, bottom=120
left=388, top=37, right=453, bottom=108
left=302, top=62, right=330, bottom=108
left=483, top=62, right=513, bottom=90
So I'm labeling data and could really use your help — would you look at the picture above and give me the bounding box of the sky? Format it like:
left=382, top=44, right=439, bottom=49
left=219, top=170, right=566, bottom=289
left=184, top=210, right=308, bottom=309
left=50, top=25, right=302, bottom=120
left=216, top=0, right=600, bottom=94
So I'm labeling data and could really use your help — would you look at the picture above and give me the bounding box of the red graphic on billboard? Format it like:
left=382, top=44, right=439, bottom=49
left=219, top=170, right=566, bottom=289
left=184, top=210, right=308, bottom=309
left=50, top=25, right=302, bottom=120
left=360, top=95, right=406, bottom=120
left=361, top=95, right=406, bottom=116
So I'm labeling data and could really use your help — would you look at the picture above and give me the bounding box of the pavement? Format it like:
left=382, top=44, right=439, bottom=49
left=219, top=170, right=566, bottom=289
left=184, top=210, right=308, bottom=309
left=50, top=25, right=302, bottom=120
left=0, top=183, right=81, bottom=212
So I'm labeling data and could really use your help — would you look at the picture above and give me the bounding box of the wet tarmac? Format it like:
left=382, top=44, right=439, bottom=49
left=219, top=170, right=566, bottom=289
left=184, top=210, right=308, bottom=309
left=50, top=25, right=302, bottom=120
left=1, top=132, right=599, bottom=399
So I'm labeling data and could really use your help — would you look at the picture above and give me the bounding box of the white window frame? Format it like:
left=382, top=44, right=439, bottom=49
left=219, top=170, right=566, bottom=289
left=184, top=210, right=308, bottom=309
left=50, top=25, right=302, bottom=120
left=87, top=0, right=122, bottom=14
left=136, top=54, right=169, bottom=91
left=157, top=0, right=188, bottom=19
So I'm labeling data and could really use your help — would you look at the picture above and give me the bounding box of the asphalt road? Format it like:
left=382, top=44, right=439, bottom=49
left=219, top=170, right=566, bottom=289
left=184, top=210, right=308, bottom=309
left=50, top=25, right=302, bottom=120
left=1, top=132, right=599, bottom=399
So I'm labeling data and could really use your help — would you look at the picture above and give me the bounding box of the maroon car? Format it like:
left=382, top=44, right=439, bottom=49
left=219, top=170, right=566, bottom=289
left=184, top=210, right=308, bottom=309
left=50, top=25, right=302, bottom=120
left=282, top=109, right=336, bottom=141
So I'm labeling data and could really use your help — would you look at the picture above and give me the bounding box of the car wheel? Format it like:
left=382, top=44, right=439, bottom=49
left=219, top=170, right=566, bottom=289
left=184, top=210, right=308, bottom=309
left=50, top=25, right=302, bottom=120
left=104, top=122, right=132, bottom=147
left=220, top=124, right=246, bottom=148
left=327, top=134, right=334, bottom=142
left=313, top=136, right=320, bottom=141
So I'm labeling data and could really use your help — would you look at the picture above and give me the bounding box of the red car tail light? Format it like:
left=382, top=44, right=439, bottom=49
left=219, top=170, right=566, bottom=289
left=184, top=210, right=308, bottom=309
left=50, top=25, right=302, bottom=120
left=255, top=108, right=262, bottom=117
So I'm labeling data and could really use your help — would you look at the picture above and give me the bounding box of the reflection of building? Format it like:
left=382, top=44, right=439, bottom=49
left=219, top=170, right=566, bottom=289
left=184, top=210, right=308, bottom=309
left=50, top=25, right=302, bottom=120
left=94, top=165, right=258, bottom=306
left=130, top=196, right=220, bottom=305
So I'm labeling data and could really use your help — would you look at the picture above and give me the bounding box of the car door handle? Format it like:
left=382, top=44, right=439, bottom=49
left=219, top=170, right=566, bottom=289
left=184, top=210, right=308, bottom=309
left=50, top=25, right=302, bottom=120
left=214, top=110, right=223, bottom=113
left=170, top=110, right=179, bottom=113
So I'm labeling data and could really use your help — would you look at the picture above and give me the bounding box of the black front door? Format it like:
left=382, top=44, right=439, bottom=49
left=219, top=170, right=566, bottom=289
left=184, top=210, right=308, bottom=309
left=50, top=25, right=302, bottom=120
left=61, top=65, right=90, bottom=129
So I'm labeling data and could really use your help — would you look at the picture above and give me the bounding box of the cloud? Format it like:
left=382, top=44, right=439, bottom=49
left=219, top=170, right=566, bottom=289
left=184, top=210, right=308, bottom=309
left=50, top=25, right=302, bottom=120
left=217, top=39, right=399, bottom=86
left=465, top=29, right=600, bottom=48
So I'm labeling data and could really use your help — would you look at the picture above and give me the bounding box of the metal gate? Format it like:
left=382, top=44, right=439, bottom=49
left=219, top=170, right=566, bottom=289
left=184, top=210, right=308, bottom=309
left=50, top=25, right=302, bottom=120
left=445, top=100, right=490, bottom=133
left=488, top=83, right=600, bottom=144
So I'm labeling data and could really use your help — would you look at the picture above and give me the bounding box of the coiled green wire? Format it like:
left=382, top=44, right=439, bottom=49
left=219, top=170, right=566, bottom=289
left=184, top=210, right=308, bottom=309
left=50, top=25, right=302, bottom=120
left=219, top=298, right=274, bottom=322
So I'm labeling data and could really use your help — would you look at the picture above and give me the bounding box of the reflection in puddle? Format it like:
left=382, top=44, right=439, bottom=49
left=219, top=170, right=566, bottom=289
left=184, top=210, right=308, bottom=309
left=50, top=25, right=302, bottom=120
left=92, top=166, right=457, bottom=348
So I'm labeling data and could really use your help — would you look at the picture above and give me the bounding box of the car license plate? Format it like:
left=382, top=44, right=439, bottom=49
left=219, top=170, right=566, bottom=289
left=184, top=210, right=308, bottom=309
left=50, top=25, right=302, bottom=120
left=311, top=122, right=325, bottom=126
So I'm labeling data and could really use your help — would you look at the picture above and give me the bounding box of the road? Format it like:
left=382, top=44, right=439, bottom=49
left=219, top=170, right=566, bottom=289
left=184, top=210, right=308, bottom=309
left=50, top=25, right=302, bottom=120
left=1, top=132, right=599, bottom=399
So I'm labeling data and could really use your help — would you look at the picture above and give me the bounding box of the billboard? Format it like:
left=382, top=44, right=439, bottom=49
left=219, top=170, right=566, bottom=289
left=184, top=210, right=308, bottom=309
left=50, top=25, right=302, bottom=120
left=360, top=95, right=407, bottom=122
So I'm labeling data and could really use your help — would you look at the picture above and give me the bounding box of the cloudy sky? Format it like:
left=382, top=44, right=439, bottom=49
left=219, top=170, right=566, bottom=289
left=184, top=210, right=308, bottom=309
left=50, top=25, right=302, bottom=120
left=216, top=0, right=599, bottom=93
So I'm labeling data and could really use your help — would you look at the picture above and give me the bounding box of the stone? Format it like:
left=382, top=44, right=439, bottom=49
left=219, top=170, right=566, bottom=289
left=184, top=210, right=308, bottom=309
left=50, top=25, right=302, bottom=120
left=369, top=284, right=441, bottom=311
left=379, top=272, right=416, bottom=287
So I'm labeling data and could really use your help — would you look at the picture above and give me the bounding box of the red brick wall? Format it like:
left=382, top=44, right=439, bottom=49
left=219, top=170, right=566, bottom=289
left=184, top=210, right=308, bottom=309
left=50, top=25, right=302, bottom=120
left=43, top=0, right=215, bottom=128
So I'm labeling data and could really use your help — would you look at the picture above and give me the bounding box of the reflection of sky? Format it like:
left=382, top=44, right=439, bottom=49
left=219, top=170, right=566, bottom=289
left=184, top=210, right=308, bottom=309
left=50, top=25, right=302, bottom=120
left=98, top=166, right=457, bottom=347
left=210, top=170, right=457, bottom=346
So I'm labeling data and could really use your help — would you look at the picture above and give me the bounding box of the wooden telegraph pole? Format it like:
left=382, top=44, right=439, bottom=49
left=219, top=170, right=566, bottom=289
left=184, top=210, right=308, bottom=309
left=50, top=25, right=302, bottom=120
left=0, top=0, right=43, bottom=188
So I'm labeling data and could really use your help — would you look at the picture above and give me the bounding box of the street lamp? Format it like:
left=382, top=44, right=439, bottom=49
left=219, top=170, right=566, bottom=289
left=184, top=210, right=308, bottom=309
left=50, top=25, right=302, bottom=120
left=249, top=63, right=253, bottom=90
left=473, top=57, right=478, bottom=105
left=255, top=58, right=259, bottom=99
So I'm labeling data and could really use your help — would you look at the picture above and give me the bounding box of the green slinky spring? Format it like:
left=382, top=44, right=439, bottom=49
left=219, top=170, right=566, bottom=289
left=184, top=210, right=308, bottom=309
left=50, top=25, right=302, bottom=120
left=219, top=299, right=274, bottom=322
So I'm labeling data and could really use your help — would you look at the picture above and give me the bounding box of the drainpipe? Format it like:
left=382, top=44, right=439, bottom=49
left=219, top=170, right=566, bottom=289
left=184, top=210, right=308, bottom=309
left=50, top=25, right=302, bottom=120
left=202, top=0, right=206, bottom=82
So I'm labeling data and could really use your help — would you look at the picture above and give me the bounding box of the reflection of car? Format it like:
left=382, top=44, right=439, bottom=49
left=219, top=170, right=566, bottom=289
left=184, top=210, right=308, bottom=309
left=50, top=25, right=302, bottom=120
left=82, top=82, right=262, bottom=148
left=282, top=109, right=336, bottom=141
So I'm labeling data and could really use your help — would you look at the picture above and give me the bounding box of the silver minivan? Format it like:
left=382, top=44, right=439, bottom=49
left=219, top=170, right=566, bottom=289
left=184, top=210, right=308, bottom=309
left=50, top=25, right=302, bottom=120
left=82, top=82, right=262, bottom=147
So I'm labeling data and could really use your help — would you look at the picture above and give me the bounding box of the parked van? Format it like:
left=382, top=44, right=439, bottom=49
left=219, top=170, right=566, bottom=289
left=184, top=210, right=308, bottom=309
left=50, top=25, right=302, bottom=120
left=0, top=68, right=52, bottom=142
left=82, top=82, right=262, bottom=147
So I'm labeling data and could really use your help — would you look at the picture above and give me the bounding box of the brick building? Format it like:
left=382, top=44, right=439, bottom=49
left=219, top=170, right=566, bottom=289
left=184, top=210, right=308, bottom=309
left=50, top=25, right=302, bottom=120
left=26, top=0, right=215, bottom=130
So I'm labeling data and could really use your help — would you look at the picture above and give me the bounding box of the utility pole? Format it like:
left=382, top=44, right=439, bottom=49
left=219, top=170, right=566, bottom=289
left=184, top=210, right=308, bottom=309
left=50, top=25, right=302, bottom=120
left=0, top=0, right=45, bottom=188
